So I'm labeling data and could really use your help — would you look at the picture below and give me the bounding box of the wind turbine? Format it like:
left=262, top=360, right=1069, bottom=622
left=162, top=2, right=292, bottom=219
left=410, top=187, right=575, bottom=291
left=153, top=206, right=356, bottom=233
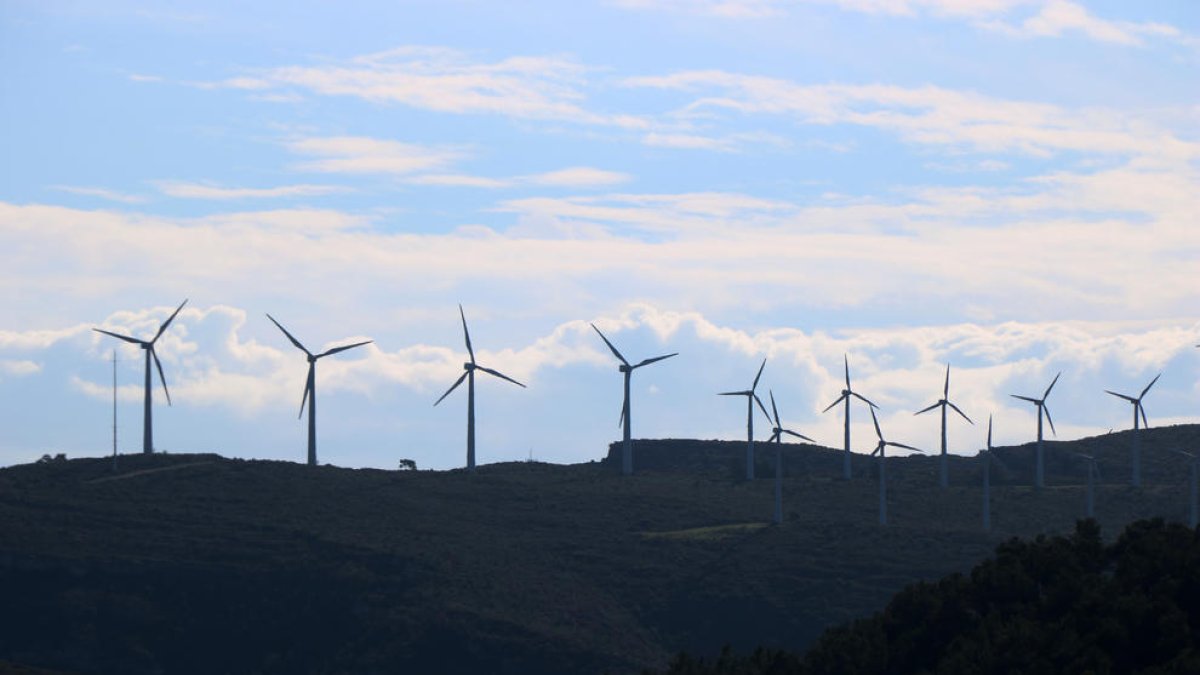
left=979, top=415, right=1012, bottom=532
left=93, top=299, right=188, bottom=455
left=719, top=359, right=772, bottom=481
left=766, top=390, right=814, bottom=525
left=591, top=323, right=677, bottom=476
left=868, top=408, right=924, bottom=526
left=1172, top=450, right=1198, bottom=528
left=915, top=364, right=973, bottom=489
left=267, top=314, right=371, bottom=467
left=822, top=355, right=878, bottom=480
left=1010, top=371, right=1060, bottom=490
left=1070, top=452, right=1100, bottom=519
left=1104, top=373, right=1160, bottom=488
left=435, top=305, right=525, bottom=472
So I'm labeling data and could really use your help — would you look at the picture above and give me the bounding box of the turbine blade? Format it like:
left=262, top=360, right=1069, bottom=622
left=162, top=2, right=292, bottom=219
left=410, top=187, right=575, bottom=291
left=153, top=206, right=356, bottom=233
left=986, top=415, right=993, bottom=451
left=1140, top=373, right=1161, bottom=399
left=1139, top=402, right=1148, bottom=429
left=434, top=371, right=469, bottom=406
left=843, top=354, right=850, bottom=388
left=152, top=299, right=188, bottom=343
left=618, top=397, right=628, bottom=429
left=151, top=348, right=171, bottom=406
left=822, top=393, right=847, bottom=413
left=1011, top=394, right=1039, bottom=403
left=769, top=390, right=781, bottom=427
left=914, top=401, right=940, bottom=416
left=93, top=328, right=145, bottom=346
left=1105, top=390, right=1136, bottom=403
left=1043, top=404, right=1057, bottom=437
left=459, top=304, right=475, bottom=364
left=783, top=430, right=815, bottom=442
left=590, top=323, right=629, bottom=366
left=751, top=358, right=766, bottom=391
left=851, top=391, right=878, bottom=409
left=266, top=314, right=311, bottom=356
left=869, top=407, right=883, bottom=441
left=318, top=340, right=372, bottom=358
left=769, top=431, right=781, bottom=443
left=887, top=441, right=923, bottom=453
left=477, top=365, right=526, bottom=388
left=753, top=393, right=772, bottom=424
left=633, top=353, right=677, bottom=369
left=943, top=364, right=950, bottom=398
left=1044, top=371, right=1061, bottom=398
left=720, top=390, right=750, bottom=397
left=947, top=401, right=973, bottom=425
left=299, top=363, right=314, bottom=419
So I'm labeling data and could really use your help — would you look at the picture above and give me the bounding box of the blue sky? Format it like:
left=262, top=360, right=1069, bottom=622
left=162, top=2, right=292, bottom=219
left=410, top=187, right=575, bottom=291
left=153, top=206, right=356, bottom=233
left=1, top=0, right=1197, bottom=470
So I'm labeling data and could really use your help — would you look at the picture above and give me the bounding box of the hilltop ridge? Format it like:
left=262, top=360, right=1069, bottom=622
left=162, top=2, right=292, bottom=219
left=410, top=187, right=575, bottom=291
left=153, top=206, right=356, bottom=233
left=1, top=425, right=1197, bottom=673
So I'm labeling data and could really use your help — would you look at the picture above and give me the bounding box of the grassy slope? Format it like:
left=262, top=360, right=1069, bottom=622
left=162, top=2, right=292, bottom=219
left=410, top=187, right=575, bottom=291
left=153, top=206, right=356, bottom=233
left=1, top=424, right=1197, bottom=674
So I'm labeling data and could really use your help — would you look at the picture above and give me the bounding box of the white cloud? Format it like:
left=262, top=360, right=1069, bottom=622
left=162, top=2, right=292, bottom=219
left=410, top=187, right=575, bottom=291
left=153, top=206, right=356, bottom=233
left=405, top=166, right=631, bottom=189
left=0, top=360, right=41, bottom=377
left=622, top=73, right=1200, bottom=162
left=209, top=47, right=649, bottom=129
left=615, top=0, right=1196, bottom=50
left=50, top=185, right=146, bottom=204
left=523, top=167, right=632, bottom=187
left=155, top=181, right=348, bottom=200
left=287, top=136, right=462, bottom=175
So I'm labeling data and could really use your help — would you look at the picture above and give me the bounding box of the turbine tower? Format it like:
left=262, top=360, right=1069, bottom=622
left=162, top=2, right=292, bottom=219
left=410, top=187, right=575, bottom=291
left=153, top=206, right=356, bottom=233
left=93, top=299, right=188, bottom=454
left=1071, top=452, right=1100, bottom=519
left=766, top=390, right=814, bottom=525
left=719, top=359, right=772, bottom=481
left=1172, top=450, right=1198, bottom=528
left=822, top=355, right=878, bottom=481
left=915, top=364, right=973, bottom=489
left=591, top=323, right=677, bottom=476
left=435, top=305, right=525, bottom=472
left=1104, top=373, right=1160, bottom=488
left=267, top=314, right=371, bottom=467
left=868, top=408, right=924, bottom=526
left=1010, top=371, right=1060, bottom=490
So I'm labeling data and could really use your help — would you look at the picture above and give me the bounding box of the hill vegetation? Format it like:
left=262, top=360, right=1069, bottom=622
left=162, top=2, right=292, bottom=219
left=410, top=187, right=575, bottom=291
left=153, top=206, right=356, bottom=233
left=647, top=518, right=1200, bottom=674
left=1, top=425, right=1197, bottom=673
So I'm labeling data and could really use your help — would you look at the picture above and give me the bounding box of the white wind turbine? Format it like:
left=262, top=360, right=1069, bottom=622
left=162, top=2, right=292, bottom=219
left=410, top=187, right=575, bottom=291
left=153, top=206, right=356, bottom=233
left=1070, top=451, right=1100, bottom=519
left=1010, top=371, right=1060, bottom=490
left=1172, top=450, right=1198, bottom=529
left=719, top=359, right=772, bottom=481
left=868, top=408, right=924, bottom=526
left=93, top=299, right=188, bottom=455
left=434, top=305, right=525, bottom=472
left=822, top=355, right=878, bottom=481
left=591, top=323, right=677, bottom=476
left=766, top=390, right=814, bottom=525
left=268, top=314, right=372, bottom=467
left=1104, top=373, right=1160, bottom=488
left=914, top=364, right=973, bottom=489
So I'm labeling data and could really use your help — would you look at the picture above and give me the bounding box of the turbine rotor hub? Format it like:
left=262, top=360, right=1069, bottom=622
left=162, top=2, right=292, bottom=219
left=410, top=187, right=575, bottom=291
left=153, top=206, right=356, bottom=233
left=618, top=364, right=631, bottom=373
left=464, top=362, right=475, bottom=371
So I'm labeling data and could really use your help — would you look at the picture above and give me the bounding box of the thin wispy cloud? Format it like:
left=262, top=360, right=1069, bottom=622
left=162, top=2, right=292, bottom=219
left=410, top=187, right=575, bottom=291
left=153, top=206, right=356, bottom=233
left=207, top=47, right=650, bottom=129
left=616, top=0, right=1197, bottom=50
left=287, top=136, right=462, bottom=175
left=154, top=181, right=349, bottom=200
left=50, top=185, right=147, bottom=204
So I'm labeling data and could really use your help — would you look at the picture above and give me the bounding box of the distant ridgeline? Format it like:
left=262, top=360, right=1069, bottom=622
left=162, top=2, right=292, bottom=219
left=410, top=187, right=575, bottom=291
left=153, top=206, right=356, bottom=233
left=607, top=427, right=1200, bottom=486
left=645, top=518, right=1200, bottom=674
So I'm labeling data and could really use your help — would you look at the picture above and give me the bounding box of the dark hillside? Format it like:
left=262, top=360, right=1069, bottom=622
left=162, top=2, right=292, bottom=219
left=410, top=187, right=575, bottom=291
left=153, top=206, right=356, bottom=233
left=2, top=425, right=1198, bottom=673
left=648, top=518, right=1200, bottom=674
